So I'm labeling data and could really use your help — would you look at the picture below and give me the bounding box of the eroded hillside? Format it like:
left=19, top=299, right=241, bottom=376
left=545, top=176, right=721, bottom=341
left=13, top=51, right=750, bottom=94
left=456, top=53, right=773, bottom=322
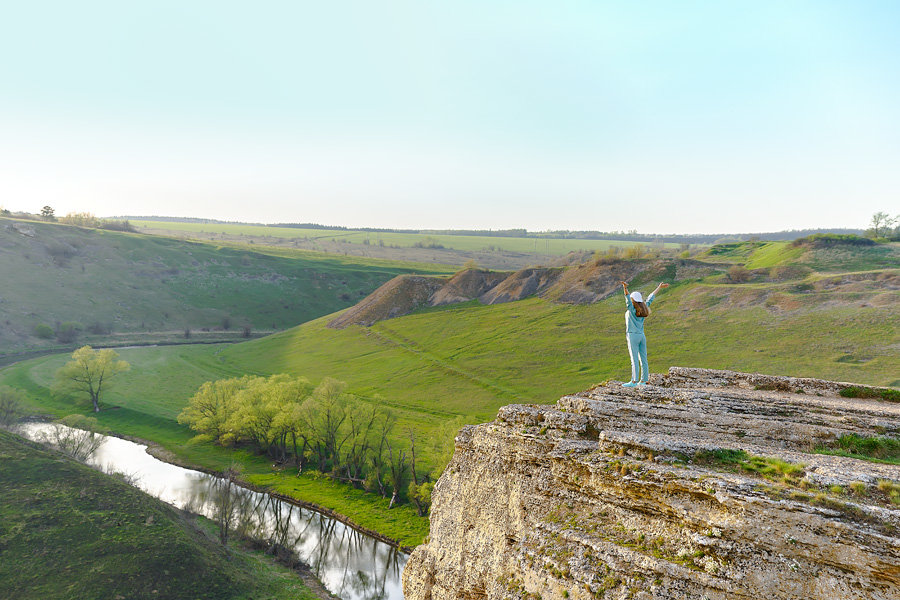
left=328, top=239, right=899, bottom=329
left=404, top=368, right=900, bottom=600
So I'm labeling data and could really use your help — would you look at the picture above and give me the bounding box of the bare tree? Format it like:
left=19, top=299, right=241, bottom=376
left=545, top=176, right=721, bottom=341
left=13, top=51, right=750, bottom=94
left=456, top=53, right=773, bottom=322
left=214, top=464, right=243, bottom=546
left=42, top=414, right=105, bottom=460
left=0, top=387, right=26, bottom=430
left=386, top=439, right=408, bottom=509
left=869, top=211, right=896, bottom=238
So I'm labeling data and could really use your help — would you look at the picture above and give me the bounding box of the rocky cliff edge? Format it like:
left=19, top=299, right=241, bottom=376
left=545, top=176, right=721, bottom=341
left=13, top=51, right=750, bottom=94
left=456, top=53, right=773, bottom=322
left=403, top=367, right=900, bottom=600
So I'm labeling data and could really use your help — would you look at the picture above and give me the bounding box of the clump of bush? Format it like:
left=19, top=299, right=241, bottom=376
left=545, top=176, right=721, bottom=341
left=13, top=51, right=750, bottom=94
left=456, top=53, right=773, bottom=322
left=46, top=242, right=77, bottom=266
left=413, top=236, right=444, bottom=249
left=55, top=322, right=83, bottom=343
left=791, top=233, right=875, bottom=248
left=86, top=322, right=112, bottom=335
left=32, top=323, right=54, bottom=339
left=98, top=219, right=135, bottom=232
left=727, top=265, right=751, bottom=283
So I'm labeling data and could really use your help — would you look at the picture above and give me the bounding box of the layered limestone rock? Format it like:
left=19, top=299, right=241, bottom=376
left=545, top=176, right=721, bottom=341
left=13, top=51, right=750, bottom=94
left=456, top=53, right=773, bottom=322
left=403, top=368, right=900, bottom=600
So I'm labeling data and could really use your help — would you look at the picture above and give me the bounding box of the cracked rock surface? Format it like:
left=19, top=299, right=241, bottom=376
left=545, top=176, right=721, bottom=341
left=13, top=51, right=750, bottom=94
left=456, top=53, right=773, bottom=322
left=403, top=367, right=900, bottom=600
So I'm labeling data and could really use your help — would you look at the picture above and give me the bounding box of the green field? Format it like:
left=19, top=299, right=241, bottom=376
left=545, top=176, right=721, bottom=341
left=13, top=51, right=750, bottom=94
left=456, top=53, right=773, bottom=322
left=0, top=218, right=453, bottom=355
left=3, top=240, right=897, bottom=547
left=0, top=429, right=317, bottom=600
left=133, top=220, right=686, bottom=255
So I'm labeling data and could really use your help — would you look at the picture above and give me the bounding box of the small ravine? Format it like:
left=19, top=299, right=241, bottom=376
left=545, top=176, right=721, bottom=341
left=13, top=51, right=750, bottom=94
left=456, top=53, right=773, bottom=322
left=19, top=423, right=408, bottom=600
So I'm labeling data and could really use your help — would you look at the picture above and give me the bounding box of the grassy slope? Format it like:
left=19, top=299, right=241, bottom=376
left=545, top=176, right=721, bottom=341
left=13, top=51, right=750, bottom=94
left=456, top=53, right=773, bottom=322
left=3, top=241, right=897, bottom=547
left=0, top=429, right=316, bottom=600
left=0, top=217, right=453, bottom=354
left=133, top=219, right=685, bottom=254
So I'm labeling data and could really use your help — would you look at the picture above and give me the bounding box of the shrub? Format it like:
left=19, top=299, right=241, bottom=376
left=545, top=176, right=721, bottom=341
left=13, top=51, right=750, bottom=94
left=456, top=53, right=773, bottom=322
left=86, top=322, right=112, bottom=335
left=98, top=219, right=136, bottom=232
left=32, top=323, right=54, bottom=339
left=55, top=322, right=83, bottom=343
left=413, top=236, right=444, bottom=249
left=46, top=242, right=76, bottom=266
left=59, top=212, right=101, bottom=227
left=727, top=265, right=751, bottom=283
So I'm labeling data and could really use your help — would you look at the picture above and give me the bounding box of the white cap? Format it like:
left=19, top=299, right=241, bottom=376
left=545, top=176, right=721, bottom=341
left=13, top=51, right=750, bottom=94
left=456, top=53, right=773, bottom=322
left=630, top=291, right=643, bottom=303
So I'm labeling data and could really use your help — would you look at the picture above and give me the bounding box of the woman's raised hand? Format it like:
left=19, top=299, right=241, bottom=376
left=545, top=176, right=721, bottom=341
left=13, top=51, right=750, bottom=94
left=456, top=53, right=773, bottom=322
left=660, top=282, right=670, bottom=288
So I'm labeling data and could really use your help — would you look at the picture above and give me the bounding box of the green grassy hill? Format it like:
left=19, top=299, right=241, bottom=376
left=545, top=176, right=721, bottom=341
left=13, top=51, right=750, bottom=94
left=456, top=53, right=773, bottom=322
left=0, top=429, right=317, bottom=600
left=0, top=218, right=453, bottom=356
left=3, top=240, right=897, bottom=546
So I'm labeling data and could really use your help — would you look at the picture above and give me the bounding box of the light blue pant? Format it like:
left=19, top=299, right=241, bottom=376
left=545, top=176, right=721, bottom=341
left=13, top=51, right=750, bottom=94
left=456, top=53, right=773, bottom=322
left=626, top=332, right=649, bottom=383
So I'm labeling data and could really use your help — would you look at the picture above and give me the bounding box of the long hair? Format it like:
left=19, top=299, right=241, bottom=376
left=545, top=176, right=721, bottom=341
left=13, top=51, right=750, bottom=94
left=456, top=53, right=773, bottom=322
left=633, top=300, right=650, bottom=318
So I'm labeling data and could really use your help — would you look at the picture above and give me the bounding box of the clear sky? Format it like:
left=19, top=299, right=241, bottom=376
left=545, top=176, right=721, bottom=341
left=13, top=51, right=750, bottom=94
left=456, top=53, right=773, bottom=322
left=1, top=1, right=898, bottom=233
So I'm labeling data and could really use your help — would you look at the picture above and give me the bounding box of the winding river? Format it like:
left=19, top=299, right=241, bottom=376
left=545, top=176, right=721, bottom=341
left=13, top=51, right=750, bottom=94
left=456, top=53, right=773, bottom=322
left=19, top=423, right=408, bottom=600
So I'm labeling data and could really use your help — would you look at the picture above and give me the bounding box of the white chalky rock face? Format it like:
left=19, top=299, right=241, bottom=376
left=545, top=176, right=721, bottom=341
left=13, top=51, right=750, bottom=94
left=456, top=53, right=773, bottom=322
left=403, top=367, right=900, bottom=600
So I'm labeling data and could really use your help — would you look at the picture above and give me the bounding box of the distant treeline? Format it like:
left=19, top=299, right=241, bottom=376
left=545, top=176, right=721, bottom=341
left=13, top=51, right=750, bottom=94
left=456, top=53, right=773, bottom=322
left=120, top=216, right=865, bottom=244
left=260, top=224, right=868, bottom=244
left=117, top=216, right=265, bottom=226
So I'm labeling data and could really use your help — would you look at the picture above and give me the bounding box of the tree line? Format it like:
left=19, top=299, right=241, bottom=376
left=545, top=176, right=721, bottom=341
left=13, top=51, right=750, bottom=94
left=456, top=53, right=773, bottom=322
left=177, top=374, right=459, bottom=515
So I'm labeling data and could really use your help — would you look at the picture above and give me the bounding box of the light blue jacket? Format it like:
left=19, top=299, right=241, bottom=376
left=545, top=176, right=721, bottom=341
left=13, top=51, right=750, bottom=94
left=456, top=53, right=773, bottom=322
left=625, top=292, right=655, bottom=334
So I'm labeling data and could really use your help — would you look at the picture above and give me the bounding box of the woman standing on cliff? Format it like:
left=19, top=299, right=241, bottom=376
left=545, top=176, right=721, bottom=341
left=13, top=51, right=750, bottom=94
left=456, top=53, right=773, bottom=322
left=619, top=280, right=669, bottom=387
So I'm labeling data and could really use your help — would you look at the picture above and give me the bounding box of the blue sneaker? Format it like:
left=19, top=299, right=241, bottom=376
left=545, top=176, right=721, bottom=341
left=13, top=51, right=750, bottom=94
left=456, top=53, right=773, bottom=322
left=622, top=381, right=638, bottom=388
left=637, top=381, right=649, bottom=386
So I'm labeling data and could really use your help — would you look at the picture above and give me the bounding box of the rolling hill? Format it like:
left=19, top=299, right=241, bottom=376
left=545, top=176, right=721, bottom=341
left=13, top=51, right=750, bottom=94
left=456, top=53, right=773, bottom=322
left=0, top=217, right=453, bottom=357
left=2, top=238, right=897, bottom=545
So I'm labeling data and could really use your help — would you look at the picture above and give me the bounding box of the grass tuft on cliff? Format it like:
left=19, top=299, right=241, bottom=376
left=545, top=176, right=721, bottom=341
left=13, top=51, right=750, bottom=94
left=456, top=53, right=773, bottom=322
left=815, top=434, right=900, bottom=465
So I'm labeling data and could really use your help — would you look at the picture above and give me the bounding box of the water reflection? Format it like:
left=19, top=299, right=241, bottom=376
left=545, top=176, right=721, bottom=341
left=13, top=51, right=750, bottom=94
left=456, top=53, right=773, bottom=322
left=20, top=423, right=408, bottom=600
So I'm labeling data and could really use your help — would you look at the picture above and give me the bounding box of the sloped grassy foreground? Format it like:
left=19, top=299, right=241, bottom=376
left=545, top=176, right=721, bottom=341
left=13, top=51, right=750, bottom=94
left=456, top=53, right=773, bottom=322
left=0, top=430, right=317, bottom=600
left=404, top=368, right=900, bottom=600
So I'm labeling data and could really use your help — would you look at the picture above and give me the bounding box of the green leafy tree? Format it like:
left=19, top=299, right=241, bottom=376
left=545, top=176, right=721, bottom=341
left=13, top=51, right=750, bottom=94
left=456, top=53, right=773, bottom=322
left=40, top=205, right=56, bottom=221
left=177, top=376, right=254, bottom=444
left=228, top=374, right=311, bottom=459
left=54, top=345, right=130, bottom=412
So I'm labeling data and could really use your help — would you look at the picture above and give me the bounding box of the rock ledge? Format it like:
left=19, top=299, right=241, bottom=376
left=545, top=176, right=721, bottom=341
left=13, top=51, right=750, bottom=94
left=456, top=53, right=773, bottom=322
left=403, top=367, right=900, bottom=600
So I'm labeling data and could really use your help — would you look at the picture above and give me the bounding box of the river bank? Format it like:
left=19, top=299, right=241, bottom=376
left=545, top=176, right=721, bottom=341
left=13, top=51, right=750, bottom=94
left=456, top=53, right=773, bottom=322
left=0, top=344, right=430, bottom=548
left=18, top=421, right=408, bottom=600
